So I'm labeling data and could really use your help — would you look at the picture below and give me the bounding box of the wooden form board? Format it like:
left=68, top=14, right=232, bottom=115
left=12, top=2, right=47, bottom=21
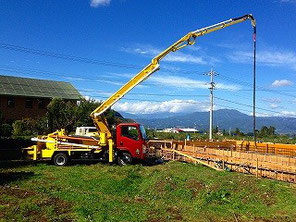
left=148, top=140, right=296, bottom=183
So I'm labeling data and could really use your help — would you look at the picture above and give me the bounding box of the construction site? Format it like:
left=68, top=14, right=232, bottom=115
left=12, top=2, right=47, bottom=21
left=1, top=1, right=296, bottom=221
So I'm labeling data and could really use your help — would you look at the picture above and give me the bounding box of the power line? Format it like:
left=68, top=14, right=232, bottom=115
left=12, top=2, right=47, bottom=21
left=2, top=42, right=296, bottom=99
left=0, top=67, right=293, bottom=115
left=218, top=74, right=296, bottom=98
left=87, top=94, right=290, bottom=117
left=2, top=65, right=296, bottom=100
left=0, top=66, right=208, bottom=88
left=214, top=96, right=284, bottom=115
left=0, top=42, right=206, bottom=75
left=87, top=94, right=292, bottom=117
left=79, top=89, right=208, bottom=98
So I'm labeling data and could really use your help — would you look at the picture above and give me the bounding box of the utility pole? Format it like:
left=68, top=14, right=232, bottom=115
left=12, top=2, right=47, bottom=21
left=206, top=68, right=218, bottom=141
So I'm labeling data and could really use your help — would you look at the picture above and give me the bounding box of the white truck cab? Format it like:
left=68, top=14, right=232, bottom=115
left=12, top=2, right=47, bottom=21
left=75, top=127, right=99, bottom=137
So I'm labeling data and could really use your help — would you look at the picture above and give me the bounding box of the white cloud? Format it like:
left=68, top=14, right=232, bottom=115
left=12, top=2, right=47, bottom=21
left=90, top=0, right=111, bottom=7
left=148, top=75, right=240, bottom=90
left=113, top=99, right=210, bottom=114
left=262, top=97, right=281, bottom=104
left=280, top=0, right=296, bottom=3
left=276, top=111, right=296, bottom=117
left=252, top=110, right=296, bottom=118
left=271, top=79, right=293, bottom=87
left=121, top=45, right=211, bottom=65
left=229, top=49, right=296, bottom=71
left=64, top=76, right=85, bottom=81
left=270, top=103, right=279, bottom=108
left=99, top=79, right=124, bottom=86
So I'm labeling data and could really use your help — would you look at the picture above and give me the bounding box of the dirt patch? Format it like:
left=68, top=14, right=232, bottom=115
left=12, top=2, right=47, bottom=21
left=21, top=197, right=74, bottom=222
left=134, top=196, right=146, bottom=203
left=156, top=177, right=177, bottom=193
left=259, top=191, right=276, bottom=206
left=38, top=197, right=73, bottom=216
left=167, top=206, right=183, bottom=221
left=0, top=185, right=36, bottom=198
left=146, top=218, right=166, bottom=222
left=238, top=179, right=276, bottom=206
left=186, top=179, right=205, bottom=197
left=0, top=186, right=73, bottom=222
left=145, top=210, right=166, bottom=222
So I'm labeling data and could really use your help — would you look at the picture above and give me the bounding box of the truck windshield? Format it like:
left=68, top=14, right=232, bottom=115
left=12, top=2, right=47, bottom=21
left=139, top=125, right=148, bottom=140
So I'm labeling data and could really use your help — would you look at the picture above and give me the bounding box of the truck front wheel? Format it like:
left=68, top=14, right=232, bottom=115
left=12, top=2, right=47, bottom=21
left=53, top=153, right=69, bottom=166
left=117, top=152, right=133, bottom=166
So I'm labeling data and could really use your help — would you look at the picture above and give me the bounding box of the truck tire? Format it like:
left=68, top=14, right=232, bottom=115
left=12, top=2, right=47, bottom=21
left=53, top=153, right=69, bottom=166
left=117, top=152, right=133, bottom=166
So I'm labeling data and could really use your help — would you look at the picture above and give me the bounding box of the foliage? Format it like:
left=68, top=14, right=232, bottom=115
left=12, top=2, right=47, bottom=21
left=146, top=125, right=296, bottom=144
left=0, top=109, right=3, bottom=125
left=233, top=128, right=245, bottom=136
left=12, top=119, right=38, bottom=137
left=47, top=98, right=78, bottom=132
left=11, top=117, right=48, bottom=137
left=47, top=98, right=122, bottom=133
left=74, top=98, right=100, bottom=127
left=1, top=98, right=123, bottom=138
left=0, top=161, right=295, bottom=221
left=0, top=123, right=13, bottom=137
left=258, top=126, right=276, bottom=137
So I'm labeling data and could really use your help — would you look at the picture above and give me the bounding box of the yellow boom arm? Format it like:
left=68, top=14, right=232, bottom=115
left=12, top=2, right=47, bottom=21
left=91, top=14, right=256, bottom=138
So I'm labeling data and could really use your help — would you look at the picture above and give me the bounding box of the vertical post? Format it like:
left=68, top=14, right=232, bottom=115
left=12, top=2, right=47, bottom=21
left=206, top=67, right=218, bottom=141
left=33, top=145, right=37, bottom=161
left=172, top=141, right=175, bottom=160
left=256, top=156, right=259, bottom=178
left=108, top=139, right=113, bottom=163
left=253, top=25, right=257, bottom=151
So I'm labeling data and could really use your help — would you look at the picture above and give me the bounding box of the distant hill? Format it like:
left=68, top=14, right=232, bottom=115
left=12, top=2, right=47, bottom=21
left=119, top=111, right=186, bottom=120
left=119, top=109, right=296, bottom=134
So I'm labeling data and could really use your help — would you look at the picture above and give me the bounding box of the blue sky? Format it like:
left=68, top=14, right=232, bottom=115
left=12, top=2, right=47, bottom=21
left=0, top=0, right=296, bottom=116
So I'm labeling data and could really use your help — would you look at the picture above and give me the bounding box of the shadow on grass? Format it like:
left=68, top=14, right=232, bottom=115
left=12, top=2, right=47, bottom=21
left=0, top=171, right=35, bottom=185
left=141, top=157, right=168, bottom=166
left=0, top=160, right=37, bottom=169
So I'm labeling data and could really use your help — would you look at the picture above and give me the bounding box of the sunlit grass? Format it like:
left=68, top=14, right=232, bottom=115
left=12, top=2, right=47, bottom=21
left=0, top=161, right=296, bottom=221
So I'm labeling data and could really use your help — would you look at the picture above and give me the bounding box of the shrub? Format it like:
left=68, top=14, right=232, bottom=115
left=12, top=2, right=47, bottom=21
left=0, top=123, right=13, bottom=137
left=12, top=119, right=37, bottom=137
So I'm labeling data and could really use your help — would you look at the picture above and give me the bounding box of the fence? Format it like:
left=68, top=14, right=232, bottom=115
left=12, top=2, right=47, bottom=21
left=147, top=140, right=296, bottom=183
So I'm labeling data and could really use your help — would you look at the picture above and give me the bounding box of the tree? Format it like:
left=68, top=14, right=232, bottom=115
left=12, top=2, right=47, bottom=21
left=12, top=118, right=37, bottom=136
left=213, top=126, right=219, bottom=134
left=233, top=128, right=244, bottom=137
left=0, top=124, right=12, bottom=137
left=258, top=126, right=276, bottom=137
left=74, top=98, right=101, bottom=127
left=47, top=98, right=124, bottom=133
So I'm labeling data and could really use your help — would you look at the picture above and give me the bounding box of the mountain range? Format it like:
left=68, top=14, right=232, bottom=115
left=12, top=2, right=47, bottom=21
left=120, top=109, right=296, bottom=134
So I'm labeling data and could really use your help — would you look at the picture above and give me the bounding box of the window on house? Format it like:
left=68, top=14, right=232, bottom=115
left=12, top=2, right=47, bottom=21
left=38, top=99, right=46, bottom=109
left=7, top=97, right=15, bottom=108
left=25, top=98, right=33, bottom=108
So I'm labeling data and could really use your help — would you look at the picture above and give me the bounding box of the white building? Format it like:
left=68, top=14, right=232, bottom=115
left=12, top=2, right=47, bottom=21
left=156, top=128, right=199, bottom=133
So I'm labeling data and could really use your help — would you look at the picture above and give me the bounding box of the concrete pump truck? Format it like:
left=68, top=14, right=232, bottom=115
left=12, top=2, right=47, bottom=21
left=24, top=14, right=256, bottom=166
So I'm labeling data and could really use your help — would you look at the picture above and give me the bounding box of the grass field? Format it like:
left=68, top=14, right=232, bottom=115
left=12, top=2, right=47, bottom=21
left=0, top=160, right=296, bottom=222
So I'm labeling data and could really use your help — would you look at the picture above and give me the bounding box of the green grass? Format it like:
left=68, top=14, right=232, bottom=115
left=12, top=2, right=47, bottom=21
left=0, top=161, right=296, bottom=222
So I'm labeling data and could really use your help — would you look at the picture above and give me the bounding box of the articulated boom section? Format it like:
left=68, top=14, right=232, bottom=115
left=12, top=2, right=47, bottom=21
left=90, top=14, right=256, bottom=138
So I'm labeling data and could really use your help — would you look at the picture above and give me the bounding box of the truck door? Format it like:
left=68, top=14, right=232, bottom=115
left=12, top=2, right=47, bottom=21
left=117, top=125, right=143, bottom=159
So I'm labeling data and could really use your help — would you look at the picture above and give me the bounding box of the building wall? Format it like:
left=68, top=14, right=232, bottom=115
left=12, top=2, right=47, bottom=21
left=0, top=96, right=51, bottom=123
